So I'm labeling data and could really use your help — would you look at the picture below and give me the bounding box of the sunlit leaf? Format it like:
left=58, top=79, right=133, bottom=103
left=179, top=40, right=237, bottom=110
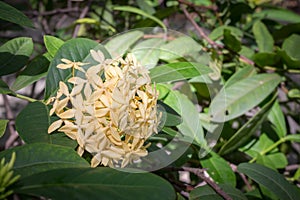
left=209, top=74, right=281, bottom=122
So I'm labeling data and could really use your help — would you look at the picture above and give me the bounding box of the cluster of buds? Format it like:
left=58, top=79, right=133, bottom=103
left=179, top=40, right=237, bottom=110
left=47, top=50, right=161, bottom=168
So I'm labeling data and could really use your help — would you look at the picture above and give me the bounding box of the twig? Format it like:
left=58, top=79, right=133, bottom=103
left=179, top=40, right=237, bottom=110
left=72, top=1, right=92, bottom=38
left=2, top=95, right=19, bottom=149
left=230, top=163, right=252, bottom=190
left=181, top=5, right=220, bottom=48
left=182, top=167, right=233, bottom=200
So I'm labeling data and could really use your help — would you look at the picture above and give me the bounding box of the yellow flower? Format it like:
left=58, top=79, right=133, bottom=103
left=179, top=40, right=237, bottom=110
left=48, top=52, right=161, bottom=168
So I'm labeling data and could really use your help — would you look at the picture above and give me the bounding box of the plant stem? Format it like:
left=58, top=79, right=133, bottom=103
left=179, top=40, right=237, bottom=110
left=13, top=93, right=37, bottom=102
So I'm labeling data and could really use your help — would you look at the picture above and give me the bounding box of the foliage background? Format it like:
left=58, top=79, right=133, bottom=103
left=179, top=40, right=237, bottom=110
left=0, top=0, right=300, bottom=199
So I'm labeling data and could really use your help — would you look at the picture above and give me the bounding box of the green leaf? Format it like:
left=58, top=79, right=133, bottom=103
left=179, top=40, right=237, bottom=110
left=209, top=25, right=243, bottom=40
left=252, top=52, right=280, bottom=67
left=0, top=119, right=8, bottom=138
left=0, top=1, right=34, bottom=28
left=136, top=0, right=155, bottom=14
left=0, top=79, right=15, bottom=95
left=44, top=35, right=64, bottom=58
left=288, top=89, right=300, bottom=98
left=45, top=38, right=110, bottom=100
left=0, top=143, right=89, bottom=178
left=113, top=6, right=166, bottom=31
left=257, top=153, right=288, bottom=170
left=11, top=54, right=50, bottom=91
left=254, top=8, right=300, bottom=24
left=252, top=21, right=274, bottom=53
left=209, top=73, right=281, bottom=122
left=150, top=62, right=211, bottom=83
left=132, top=38, right=164, bottom=69
left=285, top=134, right=300, bottom=143
left=159, top=36, right=202, bottom=61
left=225, top=65, right=256, bottom=88
left=268, top=100, right=287, bottom=138
left=219, top=93, right=277, bottom=155
left=200, top=152, right=236, bottom=187
left=190, top=184, right=247, bottom=200
left=190, top=185, right=223, bottom=200
left=104, top=30, right=144, bottom=57
left=282, top=34, right=300, bottom=62
left=158, top=100, right=182, bottom=127
left=164, top=90, right=205, bottom=147
left=15, top=101, right=76, bottom=148
left=0, top=37, right=33, bottom=76
left=238, top=163, right=300, bottom=200
left=222, top=29, right=241, bottom=52
left=15, top=167, right=176, bottom=200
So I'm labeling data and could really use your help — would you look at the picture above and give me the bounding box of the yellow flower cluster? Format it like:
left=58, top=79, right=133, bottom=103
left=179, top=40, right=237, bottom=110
left=47, top=50, right=161, bottom=168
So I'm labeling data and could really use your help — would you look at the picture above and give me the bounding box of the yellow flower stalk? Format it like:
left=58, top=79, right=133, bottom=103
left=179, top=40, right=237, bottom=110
left=48, top=50, right=161, bottom=168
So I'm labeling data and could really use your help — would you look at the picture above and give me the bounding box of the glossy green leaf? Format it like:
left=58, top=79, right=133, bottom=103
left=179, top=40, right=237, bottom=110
left=238, top=163, right=300, bottom=200
left=15, top=101, right=76, bottom=148
left=132, top=38, right=164, bottom=69
left=268, top=100, right=287, bottom=138
left=222, top=29, right=241, bottom=52
left=104, top=30, right=144, bottom=57
left=150, top=62, right=211, bottom=83
left=219, top=94, right=277, bottom=155
left=45, top=38, right=110, bottom=100
left=113, top=6, right=166, bottom=31
left=11, top=54, right=50, bottom=91
left=209, top=73, right=281, bottom=122
left=200, top=152, right=236, bottom=187
left=0, top=143, right=89, bottom=178
left=15, top=167, right=176, bottom=200
left=254, top=8, right=300, bottom=24
left=189, top=184, right=247, bottom=200
left=252, top=21, right=274, bottom=53
left=0, top=119, right=8, bottom=138
left=159, top=36, right=202, bottom=61
left=225, top=65, right=256, bottom=88
left=164, top=90, right=205, bottom=147
left=44, top=35, right=64, bottom=58
left=0, top=79, right=15, bottom=95
left=282, top=34, right=300, bottom=62
left=0, top=37, right=33, bottom=76
left=0, top=1, right=34, bottom=27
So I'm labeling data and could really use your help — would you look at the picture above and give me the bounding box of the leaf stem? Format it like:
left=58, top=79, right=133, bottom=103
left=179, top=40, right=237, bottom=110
left=13, top=93, right=37, bottom=102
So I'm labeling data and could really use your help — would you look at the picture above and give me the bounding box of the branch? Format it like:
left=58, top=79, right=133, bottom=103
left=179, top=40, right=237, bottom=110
left=182, top=167, right=233, bottom=200
left=230, top=163, right=252, bottom=190
left=72, top=1, right=92, bottom=38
